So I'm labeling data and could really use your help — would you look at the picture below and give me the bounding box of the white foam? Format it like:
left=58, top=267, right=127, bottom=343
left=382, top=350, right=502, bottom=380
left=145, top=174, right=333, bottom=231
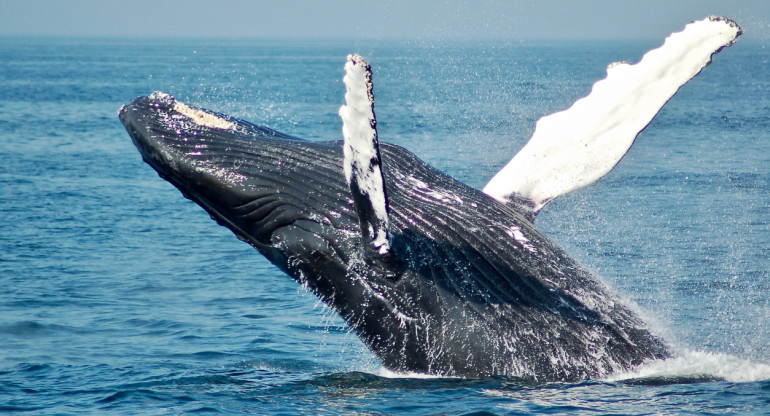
left=377, top=367, right=447, bottom=379
left=608, top=350, right=770, bottom=383
left=484, top=17, right=741, bottom=213
left=374, top=351, right=770, bottom=383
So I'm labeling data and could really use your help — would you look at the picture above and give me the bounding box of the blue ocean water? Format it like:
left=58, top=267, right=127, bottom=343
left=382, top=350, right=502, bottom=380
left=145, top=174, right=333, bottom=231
left=1, top=35, right=769, bottom=414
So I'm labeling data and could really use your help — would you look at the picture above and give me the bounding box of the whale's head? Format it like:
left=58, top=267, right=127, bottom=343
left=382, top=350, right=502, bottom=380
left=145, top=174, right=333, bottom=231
left=119, top=92, right=359, bottom=276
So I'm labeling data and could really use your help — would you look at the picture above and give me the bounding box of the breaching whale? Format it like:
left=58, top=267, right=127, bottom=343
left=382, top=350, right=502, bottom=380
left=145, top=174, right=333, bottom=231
left=119, top=17, right=741, bottom=381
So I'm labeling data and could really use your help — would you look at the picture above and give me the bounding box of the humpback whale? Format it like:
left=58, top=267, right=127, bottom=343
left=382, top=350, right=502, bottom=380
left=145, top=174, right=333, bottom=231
left=119, top=17, right=741, bottom=381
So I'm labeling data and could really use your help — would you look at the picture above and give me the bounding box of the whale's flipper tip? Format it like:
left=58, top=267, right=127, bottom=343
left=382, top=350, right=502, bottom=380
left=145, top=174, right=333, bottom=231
left=707, top=15, right=742, bottom=38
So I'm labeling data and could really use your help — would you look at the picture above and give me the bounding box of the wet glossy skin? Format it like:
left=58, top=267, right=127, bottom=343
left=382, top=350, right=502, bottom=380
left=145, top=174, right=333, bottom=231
left=120, top=94, right=669, bottom=381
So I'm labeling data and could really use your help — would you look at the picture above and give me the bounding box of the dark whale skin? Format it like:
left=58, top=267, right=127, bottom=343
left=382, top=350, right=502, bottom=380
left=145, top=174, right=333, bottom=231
left=120, top=93, right=669, bottom=381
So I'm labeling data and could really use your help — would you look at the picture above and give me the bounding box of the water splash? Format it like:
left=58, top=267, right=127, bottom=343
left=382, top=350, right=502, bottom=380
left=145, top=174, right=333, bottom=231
left=608, top=350, right=770, bottom=383
left=377, top=367, right=447, bottom=379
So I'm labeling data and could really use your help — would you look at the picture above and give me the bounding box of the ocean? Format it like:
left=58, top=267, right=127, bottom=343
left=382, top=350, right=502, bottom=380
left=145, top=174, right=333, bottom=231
left=1, top=35, right=769, bottom=414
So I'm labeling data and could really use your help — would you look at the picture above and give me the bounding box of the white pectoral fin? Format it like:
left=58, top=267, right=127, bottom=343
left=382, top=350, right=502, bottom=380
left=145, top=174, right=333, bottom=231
left=483, top=16, right=742, bottom=217
left=339, top=54, right=393, bottom=259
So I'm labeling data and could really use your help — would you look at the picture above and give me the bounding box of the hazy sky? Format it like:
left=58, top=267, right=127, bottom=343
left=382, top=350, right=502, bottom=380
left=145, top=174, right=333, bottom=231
left=2, top=0, right=769, bottom=40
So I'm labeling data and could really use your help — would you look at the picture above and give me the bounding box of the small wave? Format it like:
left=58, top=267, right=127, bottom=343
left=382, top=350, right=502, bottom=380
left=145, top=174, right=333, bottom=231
left=608, top=350, right=770, bottom=383
left=0, top=320, right=80, bottom=336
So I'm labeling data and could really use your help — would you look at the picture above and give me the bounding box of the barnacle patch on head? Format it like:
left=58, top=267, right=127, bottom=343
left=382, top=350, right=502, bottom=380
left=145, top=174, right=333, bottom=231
left=173, top=101, right=236, bottom=130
